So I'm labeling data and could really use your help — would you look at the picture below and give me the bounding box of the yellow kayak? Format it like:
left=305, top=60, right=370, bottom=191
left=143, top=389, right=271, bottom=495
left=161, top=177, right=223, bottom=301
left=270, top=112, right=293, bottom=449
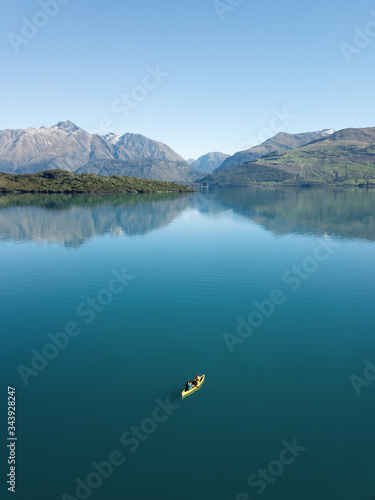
left=181, top=374, right=205, bottom=398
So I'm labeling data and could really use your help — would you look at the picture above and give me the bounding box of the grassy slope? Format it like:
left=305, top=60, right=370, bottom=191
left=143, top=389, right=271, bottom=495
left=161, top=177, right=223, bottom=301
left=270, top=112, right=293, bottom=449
left=199, top=163, right=295, bottom=187
left=256, top=140, right=375, bottom=185
left=201, top=137, right=375, bottom=187
left=215, top=130, right=332, bottom=171
left=0, top=170, right=194, bottom=193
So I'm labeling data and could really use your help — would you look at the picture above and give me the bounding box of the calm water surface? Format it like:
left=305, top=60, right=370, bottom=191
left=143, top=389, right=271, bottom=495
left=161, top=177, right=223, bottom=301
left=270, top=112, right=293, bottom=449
left=0, top=188, right=374, bottom=500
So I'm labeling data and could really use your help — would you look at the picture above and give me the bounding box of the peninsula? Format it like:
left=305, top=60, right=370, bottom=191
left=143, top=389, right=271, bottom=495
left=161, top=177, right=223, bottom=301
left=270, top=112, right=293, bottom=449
left=0, top=170, right=194, bottom=194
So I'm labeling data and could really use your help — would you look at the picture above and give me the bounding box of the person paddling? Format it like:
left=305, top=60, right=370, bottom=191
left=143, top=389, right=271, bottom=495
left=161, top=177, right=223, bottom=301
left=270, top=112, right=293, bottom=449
left=185, top=381, right=193, bottom=391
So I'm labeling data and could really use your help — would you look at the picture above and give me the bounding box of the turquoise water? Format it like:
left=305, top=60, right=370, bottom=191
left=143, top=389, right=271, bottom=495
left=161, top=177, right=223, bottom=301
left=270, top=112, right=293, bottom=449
left=1, top=188, right=375, bottom=500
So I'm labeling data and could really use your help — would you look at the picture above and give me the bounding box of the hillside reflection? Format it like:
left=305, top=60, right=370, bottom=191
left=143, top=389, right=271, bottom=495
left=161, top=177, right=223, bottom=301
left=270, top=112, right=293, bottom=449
left=0, top=188, right=374, bottom=247
left=0, top=193, right=193, bottom=247
left=213, top=188, right=375, bottom=241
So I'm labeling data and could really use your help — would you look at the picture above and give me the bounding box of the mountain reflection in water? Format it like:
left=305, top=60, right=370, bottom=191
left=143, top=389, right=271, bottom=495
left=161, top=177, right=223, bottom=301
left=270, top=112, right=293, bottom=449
left=0, top=188, right=374, bottom=247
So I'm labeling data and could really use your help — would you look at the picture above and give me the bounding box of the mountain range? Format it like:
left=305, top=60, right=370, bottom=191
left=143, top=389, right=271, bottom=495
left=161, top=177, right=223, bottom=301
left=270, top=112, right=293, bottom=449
left=1, top=122, right=375, bottom=187
left=0, top=121, right=201, bottom=183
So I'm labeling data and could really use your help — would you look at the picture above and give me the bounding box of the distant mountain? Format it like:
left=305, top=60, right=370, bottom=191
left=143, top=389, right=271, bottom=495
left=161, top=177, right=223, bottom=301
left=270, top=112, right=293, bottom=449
left=200, top=127, right=375, bottom=187
left=75, top=158, right=202, bottom=183
left=215, top=130, right=335, bottom=171
left=191, top=152, right=230, bottom=173
left=0, top=121, right=200, bottom=182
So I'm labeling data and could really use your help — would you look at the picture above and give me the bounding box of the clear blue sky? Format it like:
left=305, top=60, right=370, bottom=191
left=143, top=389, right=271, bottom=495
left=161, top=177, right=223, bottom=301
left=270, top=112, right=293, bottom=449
left=1, top=0, right=374, bottom=159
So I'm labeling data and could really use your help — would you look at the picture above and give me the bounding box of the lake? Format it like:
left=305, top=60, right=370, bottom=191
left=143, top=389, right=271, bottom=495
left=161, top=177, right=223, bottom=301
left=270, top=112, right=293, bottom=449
left=1, top=188, right=375, bottom=500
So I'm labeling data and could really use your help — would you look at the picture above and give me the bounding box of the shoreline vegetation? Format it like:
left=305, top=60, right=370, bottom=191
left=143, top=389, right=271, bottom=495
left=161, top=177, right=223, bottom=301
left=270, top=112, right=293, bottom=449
left=0, top=170, right=194, bottom=194
left=195, top=178, right=375, bottom=188
left=197, top=173, right=375, bottom=188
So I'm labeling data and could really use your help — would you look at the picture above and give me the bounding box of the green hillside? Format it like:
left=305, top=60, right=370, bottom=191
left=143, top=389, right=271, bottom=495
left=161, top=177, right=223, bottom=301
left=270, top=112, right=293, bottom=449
left=200, top=163, right=295, bottom=187
left=0, top=170, right=194, bottom=194
left=256, top=139, right=375, bottom=185
left=201, top=127, right=375, bottom=187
